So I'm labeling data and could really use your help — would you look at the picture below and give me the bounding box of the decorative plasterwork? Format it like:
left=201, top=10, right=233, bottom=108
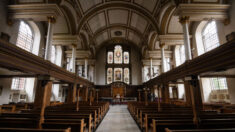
left=158, top=34, right=191, bottom=45
left=176, top=4, right=230, bottom=21
left=8, top=4, right=63, bottom=21
left=52, top=34, right=80, bottom=46
left=142, top=59, right=161, bottom=66
left=65, top=50, right=91, bottom=59
left=147, top=50, right=172, bottom=59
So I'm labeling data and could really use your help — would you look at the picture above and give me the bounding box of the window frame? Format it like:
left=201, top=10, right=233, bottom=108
left=105, top=44, right=131, bottom=84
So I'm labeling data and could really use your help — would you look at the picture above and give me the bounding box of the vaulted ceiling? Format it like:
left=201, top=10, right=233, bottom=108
left=71, top=0, right=171, bottom=48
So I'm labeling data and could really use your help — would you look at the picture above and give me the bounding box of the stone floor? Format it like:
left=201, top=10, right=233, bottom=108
left=95, top=105, right=141, bottom=132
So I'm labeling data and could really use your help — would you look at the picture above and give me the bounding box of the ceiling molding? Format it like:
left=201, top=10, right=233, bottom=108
left=176, top=4, right=230, bottom=21
left=159, top=34, right=192, bottom=45
left=52, top=34, right=80, bottom=46
left=8, top=4, right=63, bottom=21
left=142, top=59, right=161, bottom=66
left=65, top=50, right=91, bottom=59
left=93, top=25, right=144, bottom=42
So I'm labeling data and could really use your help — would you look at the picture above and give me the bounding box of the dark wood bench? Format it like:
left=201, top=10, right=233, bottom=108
left=0, top=127, right=71, bottom=132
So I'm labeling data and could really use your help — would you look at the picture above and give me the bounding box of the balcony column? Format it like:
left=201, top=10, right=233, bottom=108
left=84, top=58, right=88, bottom=79
left=180, top=16, right=192, bottom=60
left=71, top=44, right=77, bottom=73
left=45, top=16, right=56, bottom=60
left=160, top=43, right=166, bottom=73
left=150, top=58, right=153, bottom=79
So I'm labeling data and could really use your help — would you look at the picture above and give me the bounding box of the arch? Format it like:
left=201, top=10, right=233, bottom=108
left=147, top=31, right=158, bottom=50
left=60, top=0, right=78, bottom=34
left=77, top=2, right=160, bottom=34
left=27, top=21, right=41, bottom=56
left=80, top=30, right=90, bottom=49
left=160, top=5, right=176, bottom=34
left=195, top=21, right=208, bottom=56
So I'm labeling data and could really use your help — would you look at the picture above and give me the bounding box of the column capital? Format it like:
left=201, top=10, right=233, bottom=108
left=179, top=16, right=190, bottom=24
left=159, top=43, right=165, bottom=48
left=47, top=16, right=56, bottom=23
left=71, top=43, right=77, bottom=48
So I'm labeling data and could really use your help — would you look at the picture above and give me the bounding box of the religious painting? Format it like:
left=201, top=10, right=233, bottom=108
left=123, top=52, right=129, bottom=64
left=114, top=45, right=122, bottom=64
left=124, top=68, right=129, bottom=84
left=114, top=68, right=122, bottom=82
left=107, top=52, right=113, bottom=64
left=107, top=68, right=113, bottom=84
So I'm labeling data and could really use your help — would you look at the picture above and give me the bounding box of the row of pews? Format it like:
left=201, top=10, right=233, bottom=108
left=128, top=102, right=235, bottom=132
left=0, top=101, right=109, bottom=132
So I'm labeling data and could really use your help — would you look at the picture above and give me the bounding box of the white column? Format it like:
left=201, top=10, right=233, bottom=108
left=84, top=58, right=88, bottom=79
left=180, top=16, right=192, bottom=60
left=142, top=66, right=145, bottom=83
left=45, top=16, right=55, bottom=60
left=71, top=44, right=77, bottom=73
left=160, top=43, right=166, bottom=73
left=150, top=58, right=153, bottom=79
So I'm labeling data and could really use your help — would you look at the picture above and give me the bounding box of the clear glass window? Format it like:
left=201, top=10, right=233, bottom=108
left=202, top=21, right=220, bottom=52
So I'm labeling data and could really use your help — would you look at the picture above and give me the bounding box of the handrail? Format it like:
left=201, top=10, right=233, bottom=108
left=0, top=39, right=93, bottom=86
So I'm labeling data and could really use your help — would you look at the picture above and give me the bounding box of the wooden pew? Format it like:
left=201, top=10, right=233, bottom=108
left=165, top=128, right=235, bottom=132
left=0, top=127, right=71, bottom=132
left=42, top=119, right=85, bottom=132
left=45, top=113, right=93, bottom=132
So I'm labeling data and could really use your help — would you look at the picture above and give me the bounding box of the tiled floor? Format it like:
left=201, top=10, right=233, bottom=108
left=95, top=105, right=141, bottom=132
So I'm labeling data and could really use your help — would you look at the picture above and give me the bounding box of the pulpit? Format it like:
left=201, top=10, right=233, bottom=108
left=111, top=82, right=126, bottom=103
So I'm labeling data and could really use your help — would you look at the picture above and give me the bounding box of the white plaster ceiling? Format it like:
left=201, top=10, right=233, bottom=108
left=134, top=0, right=158, bottom=13
left=108, top=9, right=129, bottom=25
left=88, top=12, right=106, bottom=33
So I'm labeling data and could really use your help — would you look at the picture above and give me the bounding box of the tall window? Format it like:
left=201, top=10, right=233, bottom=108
left=11, top=21, right=34, bottom=90
left=202, top=21, right=220, bottom=52
left=210, top=78, right=228, bottom=90
left=106, top=45, right=130, bottom=84
left=202, top=21, right=227, bottom=90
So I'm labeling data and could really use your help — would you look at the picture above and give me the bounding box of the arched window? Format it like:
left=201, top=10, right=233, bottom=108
left=106, top=45, right=130, bottom=84
left=202, top=21, right=227, bottom=90
left=202, top=21, right=220, bottom=52
left=11, top=21, right=34, bottom=90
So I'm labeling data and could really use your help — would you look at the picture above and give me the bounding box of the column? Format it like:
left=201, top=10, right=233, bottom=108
left=66, top=83, right=77, bottom=103
left=85, top=86, right=88, bottom=101
left=144, top=88, right=148, bottom=106
left=71, top=44, right=77, bottom=73
left=184, top=81, right=192, bottom=106
left=84, top=58, right=88, bottom=79
left=142, top=66, right=145, bottom=82
left=45, top=16, right=56, bottom=60
left=150, top=58, right=153, bottom=79
left=160, top=43, right=166, bottom=73
left=157, top=86, right=161, bottom=112
left=34, top=77, right=52, bottom=128
left=76, top=87, right=80, bottom=111
left=180, top=16, right=192, bottom=60
left=186, top=75, right=203, bottom=125
left=161, top=84, right=169, bottom=103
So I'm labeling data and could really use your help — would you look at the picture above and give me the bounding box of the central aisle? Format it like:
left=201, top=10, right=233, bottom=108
left=95, top=105, right=141, bottom=132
